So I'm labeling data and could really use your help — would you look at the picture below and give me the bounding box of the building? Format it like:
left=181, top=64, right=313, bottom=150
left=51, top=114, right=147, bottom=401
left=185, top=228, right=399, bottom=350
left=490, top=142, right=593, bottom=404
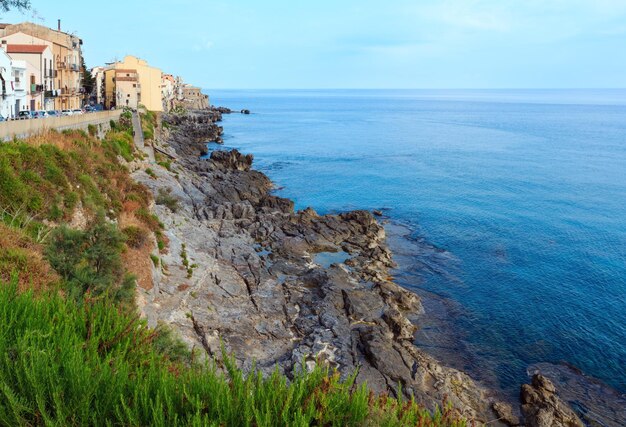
left=111, top=68, right=140, bottom=109
left=103, top=56, right=162, bottom=111
left=11, top=59, right=27, bottom=116
left=5, top=43, right=54, bottom=111
left=91, top=65, right=105, bottom=105
left=0, top=46, right=19, bottom=118
left=161, top=73, right=175, bottom=111
left=179, top=85, right=209, bottom=110
left=0, top=21, right=83, bottom=110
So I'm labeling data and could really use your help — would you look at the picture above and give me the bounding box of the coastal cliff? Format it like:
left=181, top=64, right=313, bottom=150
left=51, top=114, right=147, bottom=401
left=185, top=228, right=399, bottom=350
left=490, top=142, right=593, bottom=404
left=133, top=110, right=524, bottom=425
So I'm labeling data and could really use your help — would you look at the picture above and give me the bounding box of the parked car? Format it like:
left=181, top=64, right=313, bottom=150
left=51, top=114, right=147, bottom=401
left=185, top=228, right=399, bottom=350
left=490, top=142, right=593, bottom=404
left=0, top=115, right=5, bottom=122
left=17, top=111, right=30, bottom=120
left=36, top=110, right=49, bottom=118
left=61, top=109, right=73, bottom=116
left=47, top=110, right=60, bottom=117
left=72, top=109, right=84, bottom=115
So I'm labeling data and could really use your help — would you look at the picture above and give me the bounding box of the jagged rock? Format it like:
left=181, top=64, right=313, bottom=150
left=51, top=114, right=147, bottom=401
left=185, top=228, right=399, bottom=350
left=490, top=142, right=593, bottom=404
left=132, top=111, right=550, bottom=426
left=493, top=401, right=520, bottom=426
left=210, top=149, right=253, bottom=171
left=521, top=374, right=584, bottom=427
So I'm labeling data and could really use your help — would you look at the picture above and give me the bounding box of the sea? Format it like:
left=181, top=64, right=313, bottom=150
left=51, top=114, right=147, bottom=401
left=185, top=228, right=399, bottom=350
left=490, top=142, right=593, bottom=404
left=204, top=89, right=626, bottom=408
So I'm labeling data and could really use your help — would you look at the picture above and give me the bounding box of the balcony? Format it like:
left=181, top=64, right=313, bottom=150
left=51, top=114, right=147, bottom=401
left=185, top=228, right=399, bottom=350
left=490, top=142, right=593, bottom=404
left=57, top=61, right=67, bottom=70
left=70, top=64, right=80, bottom=72
left=30, top=84, right=44, bottom=94
left=45, top=90, right=59, bottom=98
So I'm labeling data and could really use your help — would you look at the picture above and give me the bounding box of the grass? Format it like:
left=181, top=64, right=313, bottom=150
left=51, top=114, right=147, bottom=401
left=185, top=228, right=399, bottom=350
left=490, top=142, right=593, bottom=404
left=0, top=129, right=142, bottom=224
left=0, top=282, right=464, bottom=426
left=181, top=243, right=195, bottom=278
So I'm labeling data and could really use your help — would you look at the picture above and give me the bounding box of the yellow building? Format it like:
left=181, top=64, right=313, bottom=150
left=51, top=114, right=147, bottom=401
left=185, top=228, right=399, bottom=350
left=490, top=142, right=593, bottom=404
left=0, top=21, right=83, bottom=110
left=105, top=56, right=162, bottom=111
left=103, top=68, right=140, bottom=110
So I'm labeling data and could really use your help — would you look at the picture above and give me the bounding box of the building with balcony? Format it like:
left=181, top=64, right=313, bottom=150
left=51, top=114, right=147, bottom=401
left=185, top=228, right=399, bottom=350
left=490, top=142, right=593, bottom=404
left=102, top=68, right=141, bottom=110
left=104, top=56, right=162, bottom=111
left=0, top=21, right=83, bottom=110
left=10, top=59, right=27, bottom=117
left=5, top=43, right=53, bottom=111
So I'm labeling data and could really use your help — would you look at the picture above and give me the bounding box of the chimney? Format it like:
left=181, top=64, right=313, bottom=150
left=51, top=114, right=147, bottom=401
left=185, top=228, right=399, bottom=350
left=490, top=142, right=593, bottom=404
left=57, top=19, right=61, bottom=32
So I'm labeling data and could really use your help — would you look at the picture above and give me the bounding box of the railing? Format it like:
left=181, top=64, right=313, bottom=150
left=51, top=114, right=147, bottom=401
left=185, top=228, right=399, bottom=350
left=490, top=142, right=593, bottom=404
left=30, top=84, right=44, bottom=94
left=45, top=90, right=58, bottom=98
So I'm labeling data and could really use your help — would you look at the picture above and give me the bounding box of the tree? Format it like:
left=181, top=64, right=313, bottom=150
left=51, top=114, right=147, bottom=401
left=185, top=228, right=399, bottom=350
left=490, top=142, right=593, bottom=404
left=0, top=0, right=30, bottom=12
left=44, top=215, right=136, bottom=304
left=81, top=56, right=95, bottom=101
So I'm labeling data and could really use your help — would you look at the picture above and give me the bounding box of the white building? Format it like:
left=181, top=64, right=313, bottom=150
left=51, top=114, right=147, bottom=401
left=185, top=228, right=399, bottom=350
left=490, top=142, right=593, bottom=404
left=6, top=42, right=54, bottom=111
left=10, top=59, right=26, bottom=117
left=91, top=65, right=105, bottom=105
left=0, top=45, right=28, bottom=119
left=0, top=47, right=14, bottom=118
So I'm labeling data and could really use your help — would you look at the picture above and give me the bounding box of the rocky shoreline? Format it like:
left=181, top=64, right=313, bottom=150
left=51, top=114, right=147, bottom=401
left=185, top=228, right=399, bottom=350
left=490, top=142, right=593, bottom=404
left=131, top=110, right=586, bottom=426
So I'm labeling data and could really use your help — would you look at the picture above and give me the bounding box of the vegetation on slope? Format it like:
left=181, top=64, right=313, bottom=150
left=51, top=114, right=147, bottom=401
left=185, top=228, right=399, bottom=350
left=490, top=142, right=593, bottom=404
left=140, top=108, right=157, bottom=141
left=0, top=123, right=466, bottom=426
left=0, top=283, right=463, bottom=426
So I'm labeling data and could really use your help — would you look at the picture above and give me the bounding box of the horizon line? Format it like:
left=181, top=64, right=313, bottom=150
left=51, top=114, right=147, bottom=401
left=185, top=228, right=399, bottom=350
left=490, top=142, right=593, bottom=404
left=200, top=87, right=626, bottom=91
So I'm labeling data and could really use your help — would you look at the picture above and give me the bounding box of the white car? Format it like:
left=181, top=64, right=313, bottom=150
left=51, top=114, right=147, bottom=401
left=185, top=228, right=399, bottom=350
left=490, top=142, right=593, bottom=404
left=61, top=109, right=73, bottom=116
left=72, top=109, right=84, bottom=115
left=36, top=110, right=49, bottom=118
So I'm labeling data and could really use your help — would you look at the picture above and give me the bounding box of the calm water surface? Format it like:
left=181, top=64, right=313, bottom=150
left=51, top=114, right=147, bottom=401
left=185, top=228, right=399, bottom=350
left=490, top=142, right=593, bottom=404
left=206, top=89, right=626, bottom=397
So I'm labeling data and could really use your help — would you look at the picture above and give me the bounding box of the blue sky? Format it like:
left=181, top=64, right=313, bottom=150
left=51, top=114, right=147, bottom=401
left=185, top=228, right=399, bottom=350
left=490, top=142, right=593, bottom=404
left=3, top=0, right=626, bottom=88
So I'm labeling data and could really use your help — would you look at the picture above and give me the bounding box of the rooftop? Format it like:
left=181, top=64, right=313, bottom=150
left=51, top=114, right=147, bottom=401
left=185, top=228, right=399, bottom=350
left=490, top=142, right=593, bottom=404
left=6, top=44, right=48, bottom=54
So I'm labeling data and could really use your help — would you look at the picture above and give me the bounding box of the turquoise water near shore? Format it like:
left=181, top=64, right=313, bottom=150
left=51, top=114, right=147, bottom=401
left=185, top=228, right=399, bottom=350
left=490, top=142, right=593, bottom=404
left=205, top=89, right=626, bottom=397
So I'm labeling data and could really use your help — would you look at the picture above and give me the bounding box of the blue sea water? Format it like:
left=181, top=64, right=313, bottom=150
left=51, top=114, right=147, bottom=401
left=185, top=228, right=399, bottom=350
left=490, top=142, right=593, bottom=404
left=205, top=89, right=626, bottom=397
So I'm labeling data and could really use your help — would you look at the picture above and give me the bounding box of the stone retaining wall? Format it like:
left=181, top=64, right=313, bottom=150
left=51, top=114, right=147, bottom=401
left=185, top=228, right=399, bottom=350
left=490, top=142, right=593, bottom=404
left=0, top=110, right=122, bottom=141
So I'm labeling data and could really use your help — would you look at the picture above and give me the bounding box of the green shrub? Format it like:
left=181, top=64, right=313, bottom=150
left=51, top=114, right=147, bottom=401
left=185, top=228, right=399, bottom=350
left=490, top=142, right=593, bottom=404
left=136, top=208, right=162, bottom=232
left=157, top=160, right=172, bottom=171
left=140, top=110, right=156, bottom=141
left=150, top=254, right=160, bottom=267
left=88, top=124, right=97, bottom=137
left=156, top=187, right=179, bottom=212
left=104, top=131, right=134, bottom=162
left=44, top=216, right=135, bottom=304
left=123, top=225, right=149, bottom=249
left=145, top=167, right=157, bottom=179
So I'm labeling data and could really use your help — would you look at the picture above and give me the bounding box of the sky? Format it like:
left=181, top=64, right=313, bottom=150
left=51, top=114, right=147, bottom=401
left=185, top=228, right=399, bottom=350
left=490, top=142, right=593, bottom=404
left=2, top=0, right=626, bottom=89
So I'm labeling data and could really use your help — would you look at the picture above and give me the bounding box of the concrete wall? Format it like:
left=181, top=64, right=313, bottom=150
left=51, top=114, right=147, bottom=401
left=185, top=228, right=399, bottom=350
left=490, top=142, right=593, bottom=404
left=0, top=110, right=122, bottom=141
